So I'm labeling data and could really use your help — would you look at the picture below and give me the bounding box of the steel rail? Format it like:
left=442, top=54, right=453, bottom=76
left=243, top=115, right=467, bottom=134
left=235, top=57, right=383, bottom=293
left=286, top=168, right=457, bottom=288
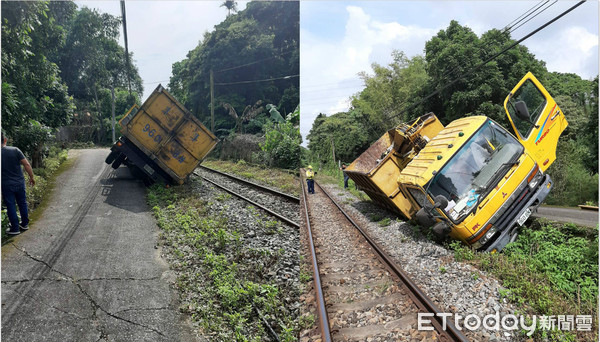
left=198, top=165, right=300, bottom=203
left=315, top=181, right=470, bottom=342
left=301, top=173, right=333, bottom=342
left=193, top=171, right=299, bottom=228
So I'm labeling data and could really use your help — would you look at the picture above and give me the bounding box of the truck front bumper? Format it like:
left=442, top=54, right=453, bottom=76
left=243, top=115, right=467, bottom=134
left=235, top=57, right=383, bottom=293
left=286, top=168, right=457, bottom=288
left=484, top=174, right=553, bottom=252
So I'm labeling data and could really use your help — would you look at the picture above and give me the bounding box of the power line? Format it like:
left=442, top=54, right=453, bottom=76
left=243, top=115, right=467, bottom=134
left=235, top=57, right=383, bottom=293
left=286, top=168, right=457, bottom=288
left=215, top=49, right=296, bottom=73
left=503, top=0, right=549, bottom=33
left=439, top=0, right=555, bottom=83
left=144, top=79, right=170, bottom=85
left=390, top=0, right=587, bottom=121
left=509, top=0, right=558, bottom=34
left=215, top=74, right=299, bottom=86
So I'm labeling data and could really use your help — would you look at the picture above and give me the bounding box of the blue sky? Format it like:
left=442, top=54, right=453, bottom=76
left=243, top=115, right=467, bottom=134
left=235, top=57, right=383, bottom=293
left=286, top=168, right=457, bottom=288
left=300, top=1, right=599, bottom=145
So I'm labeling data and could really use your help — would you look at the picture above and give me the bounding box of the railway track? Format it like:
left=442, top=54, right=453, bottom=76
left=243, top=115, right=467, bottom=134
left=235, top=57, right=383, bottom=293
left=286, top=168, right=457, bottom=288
left=193, top=165, right=300, bottom=228
left=301, top=176, right=469, bottom=342
left=192, top=165, right=301, bottom=341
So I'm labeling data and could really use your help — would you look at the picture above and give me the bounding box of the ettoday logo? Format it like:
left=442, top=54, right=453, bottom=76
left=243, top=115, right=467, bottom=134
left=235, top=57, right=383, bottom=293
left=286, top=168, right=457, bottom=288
left=418, top=312, right=593, bottom=336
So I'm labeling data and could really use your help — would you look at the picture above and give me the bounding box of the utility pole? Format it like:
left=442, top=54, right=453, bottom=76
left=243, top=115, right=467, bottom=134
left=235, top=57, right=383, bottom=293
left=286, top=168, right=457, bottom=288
left=331, top=138, right=336, bottom=166
left=120, top=0, right=132, bottom=97
left=210, top=69, right=215, bottom=132
left=111, top=86, right=116, bottom=142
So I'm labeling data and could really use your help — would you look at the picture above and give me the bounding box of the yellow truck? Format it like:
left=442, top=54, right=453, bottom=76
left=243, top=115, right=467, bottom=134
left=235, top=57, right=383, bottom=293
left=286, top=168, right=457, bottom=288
left=105, top=85, right=218, bottom=185
left=345, top=72, right=568, bottom=252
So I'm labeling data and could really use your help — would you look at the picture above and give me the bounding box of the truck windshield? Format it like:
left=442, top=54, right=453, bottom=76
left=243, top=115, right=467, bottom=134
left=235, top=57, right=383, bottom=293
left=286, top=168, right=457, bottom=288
left=426, top=120, right=523, bottom=222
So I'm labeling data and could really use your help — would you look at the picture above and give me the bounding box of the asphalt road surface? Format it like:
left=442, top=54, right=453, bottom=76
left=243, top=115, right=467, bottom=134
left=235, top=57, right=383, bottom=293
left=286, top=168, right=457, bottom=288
left=1, top=149, right=197, bottom=342
left=533, top=205, right=599, bottom=228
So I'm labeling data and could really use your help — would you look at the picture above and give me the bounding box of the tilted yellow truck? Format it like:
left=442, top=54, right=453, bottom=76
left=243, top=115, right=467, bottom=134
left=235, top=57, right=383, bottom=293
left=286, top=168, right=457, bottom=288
left=105, top=85, right=218, bottom=185
left=346, top=72, right=568, bottom=252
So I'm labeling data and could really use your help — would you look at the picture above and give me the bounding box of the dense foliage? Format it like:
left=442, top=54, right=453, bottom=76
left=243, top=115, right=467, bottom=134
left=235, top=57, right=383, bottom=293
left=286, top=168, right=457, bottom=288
left=1, top=1, right=143, bottom=158
left=168, top=1, right=299, bottom=138
left=307, top=21, right=598, bottom=205
left=452, top=220, right=598, bottom=341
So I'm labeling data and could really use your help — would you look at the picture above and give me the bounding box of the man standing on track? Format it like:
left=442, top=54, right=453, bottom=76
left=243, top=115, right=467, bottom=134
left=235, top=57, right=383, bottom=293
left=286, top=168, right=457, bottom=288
left=306, top=165, right=315, bottom=194
left=340, top=163, right=349, bottom=189
left=1, top=132, right=35, bottom=235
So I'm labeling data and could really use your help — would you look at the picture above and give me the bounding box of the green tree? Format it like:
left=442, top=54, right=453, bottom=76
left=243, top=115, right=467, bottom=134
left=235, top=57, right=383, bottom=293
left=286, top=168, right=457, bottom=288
left=168, top=1, right=299, bottom=139
left=351, top=51, right=429, bottom=139
left=307, top=110, right=371, bottom=166
left=260, top=106, right=301, bottom=170
left=1, top=1, right=75, bottom=135
left=220, top=1, right=238, bottom=16
left=57, top=6, right=143, bottom=143
left=423, top=21, right=546, bottom=125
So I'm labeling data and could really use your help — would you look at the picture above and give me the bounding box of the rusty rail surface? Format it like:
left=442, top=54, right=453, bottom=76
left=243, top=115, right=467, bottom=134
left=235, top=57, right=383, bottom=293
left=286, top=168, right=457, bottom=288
left=315, top=180, right=469, bottom=342
left=193, top=171, right=299, bottom=228
left=301, top=171, right=333, bottom=342
left=198, top=165, right=300, bottom=203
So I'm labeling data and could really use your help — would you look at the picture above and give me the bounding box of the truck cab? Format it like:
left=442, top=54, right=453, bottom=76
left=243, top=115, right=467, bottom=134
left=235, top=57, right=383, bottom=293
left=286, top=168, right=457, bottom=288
left=346, top=72, right=568, bottom=252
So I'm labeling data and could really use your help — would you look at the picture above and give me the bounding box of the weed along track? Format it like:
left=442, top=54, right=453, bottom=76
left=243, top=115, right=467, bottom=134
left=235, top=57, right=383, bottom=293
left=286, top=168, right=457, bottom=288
left=148, top=165, right=302, bottom=340
left=300, top=177, right=468, bottom=342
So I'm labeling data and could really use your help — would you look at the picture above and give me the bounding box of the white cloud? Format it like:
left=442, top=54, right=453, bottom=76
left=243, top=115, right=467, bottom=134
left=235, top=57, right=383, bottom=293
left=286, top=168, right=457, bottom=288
left=527, top=26, right=598, bottom=79
left=301, top=5, right=436, bottom=144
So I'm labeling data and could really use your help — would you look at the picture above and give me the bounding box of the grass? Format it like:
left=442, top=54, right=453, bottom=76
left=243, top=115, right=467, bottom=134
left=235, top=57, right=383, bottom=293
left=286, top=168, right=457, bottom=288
left=2, top=147, right=71, bottom=244
left=147, top=180, right=300, bottom=341
left=449, top=219, right=598, bottom=341
left=306, top=165, right=370, bottom=201
left=203, top=159, right=299, bottom=197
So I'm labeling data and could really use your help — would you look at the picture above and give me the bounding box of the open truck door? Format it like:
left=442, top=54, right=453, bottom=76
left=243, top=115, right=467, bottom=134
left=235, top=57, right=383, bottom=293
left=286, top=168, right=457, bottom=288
left=504, top=72, right=568, bottom=172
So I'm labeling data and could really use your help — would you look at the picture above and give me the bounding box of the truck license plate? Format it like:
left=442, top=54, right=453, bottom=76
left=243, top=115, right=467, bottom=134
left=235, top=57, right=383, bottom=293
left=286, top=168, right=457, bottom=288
left=517, top=208, right=532, bottom=226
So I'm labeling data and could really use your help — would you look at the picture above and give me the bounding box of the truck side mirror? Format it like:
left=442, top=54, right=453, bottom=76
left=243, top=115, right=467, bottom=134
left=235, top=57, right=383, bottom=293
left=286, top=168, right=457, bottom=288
left=433, top=195, right=448, bottom=210
left=415, top=207, right=436, bottom=228
left=432, top=221, right=451, bottom=236
left=514, top=101, right=540, bottom=129
left=514, top=101, right=530, bottom=121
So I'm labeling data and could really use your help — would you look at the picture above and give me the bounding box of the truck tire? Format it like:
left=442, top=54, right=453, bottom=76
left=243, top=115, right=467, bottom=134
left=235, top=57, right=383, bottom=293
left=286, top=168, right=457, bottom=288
left=111, top=154, right=126, bottom=169
left=105, top=151, right=119, bottom=164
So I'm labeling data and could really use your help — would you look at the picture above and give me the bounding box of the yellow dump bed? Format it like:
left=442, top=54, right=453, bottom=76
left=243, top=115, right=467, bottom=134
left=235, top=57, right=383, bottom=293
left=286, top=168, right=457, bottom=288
left=345, top=113, right=445, bottom=219
left=119, top=85, right=218, bottom=184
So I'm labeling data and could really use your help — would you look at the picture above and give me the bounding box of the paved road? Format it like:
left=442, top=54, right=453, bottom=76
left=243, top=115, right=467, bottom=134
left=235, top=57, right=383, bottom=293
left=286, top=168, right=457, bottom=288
left=533, top=205, right=598, bottom=228
left=1, top=149, right=196, bottom=341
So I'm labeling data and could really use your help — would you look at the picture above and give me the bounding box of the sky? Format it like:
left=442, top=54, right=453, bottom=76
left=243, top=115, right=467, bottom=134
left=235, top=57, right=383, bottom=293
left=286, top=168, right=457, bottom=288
left=76, top=1, right=249, bottom=100
left=300, top=0, right=599, bottom=145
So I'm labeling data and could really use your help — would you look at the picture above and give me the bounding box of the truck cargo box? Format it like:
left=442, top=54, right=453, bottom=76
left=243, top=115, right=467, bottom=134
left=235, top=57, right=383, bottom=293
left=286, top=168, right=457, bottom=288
left=108, top=84, right=218, bottom=184
left=345, top=113, right=444, bottom=219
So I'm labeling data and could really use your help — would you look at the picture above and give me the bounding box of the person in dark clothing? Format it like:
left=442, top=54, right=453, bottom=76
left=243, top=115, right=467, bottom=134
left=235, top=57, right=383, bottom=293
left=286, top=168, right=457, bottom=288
left=340, top=163, right=349, bottom=189
left=306, top=165, right=315, bottom=194
left=1, top=132, right=35, bottom=235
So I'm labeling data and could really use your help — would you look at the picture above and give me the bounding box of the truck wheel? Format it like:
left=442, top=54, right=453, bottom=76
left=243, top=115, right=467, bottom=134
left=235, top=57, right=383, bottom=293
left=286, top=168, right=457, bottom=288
left=111, top=154, right=126, bottom=169
left=105, top=151, right=119, bottom=164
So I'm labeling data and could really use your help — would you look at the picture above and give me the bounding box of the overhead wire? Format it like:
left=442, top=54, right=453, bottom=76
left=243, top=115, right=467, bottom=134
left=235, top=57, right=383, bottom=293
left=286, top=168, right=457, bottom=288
left=502, top=0, right=549, bottom=33
left=215, top=74, right=298, bottom=86
left=439, top=0, right=555, bottom=83
left=215, top=49, right=296, bottom=73
left=390, top=0, right=587, bottom=121
left=508, top=0, right=558, bottom=33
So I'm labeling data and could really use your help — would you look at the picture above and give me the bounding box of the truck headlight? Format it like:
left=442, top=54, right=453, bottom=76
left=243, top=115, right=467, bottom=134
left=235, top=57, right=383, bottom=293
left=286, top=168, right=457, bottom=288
left=471, top=225, right=497, bottom=250
left=528, top=169, right=544, bottom=189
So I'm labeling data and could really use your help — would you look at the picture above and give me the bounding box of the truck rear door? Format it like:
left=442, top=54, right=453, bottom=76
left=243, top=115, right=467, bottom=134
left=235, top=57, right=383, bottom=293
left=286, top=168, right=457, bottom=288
left=503, top=72, right=568, bottom=172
